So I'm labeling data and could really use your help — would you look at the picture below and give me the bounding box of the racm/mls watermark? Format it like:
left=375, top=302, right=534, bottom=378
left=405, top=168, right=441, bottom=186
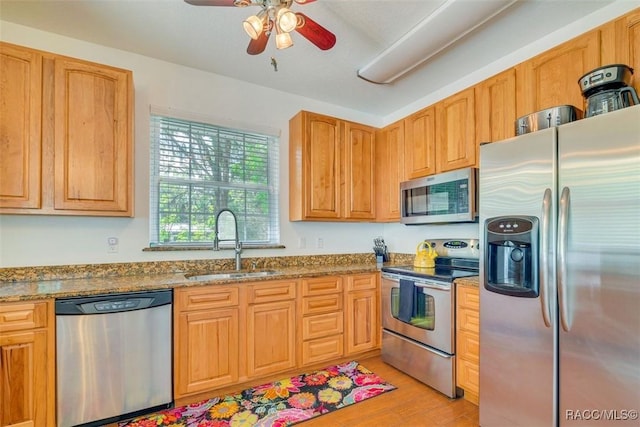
left=565, top=409, right=639, bottom=422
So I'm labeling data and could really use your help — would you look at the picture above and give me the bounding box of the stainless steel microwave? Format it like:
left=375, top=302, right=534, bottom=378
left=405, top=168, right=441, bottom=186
left=400, top=168, right=478, bottom=224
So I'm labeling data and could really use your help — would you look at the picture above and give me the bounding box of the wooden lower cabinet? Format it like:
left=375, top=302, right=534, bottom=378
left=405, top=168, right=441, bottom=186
left=456, top=284, right=480, bottom=405
left=246, top=300, right=297, bottom=378
left=174, top=273, right=381, bottom=400
left=344, top=273, right=379, bottom=355
left=299, top=276, right=344, bottom=365
left=174, top=286, right=240, bottom=399
left=245, top=281, right=297, bottom=378
left=0, top=300, right=54, bottom=427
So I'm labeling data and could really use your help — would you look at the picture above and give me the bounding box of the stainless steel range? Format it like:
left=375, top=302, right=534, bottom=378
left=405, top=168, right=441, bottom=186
left=381, top=239, right=479, bottom=398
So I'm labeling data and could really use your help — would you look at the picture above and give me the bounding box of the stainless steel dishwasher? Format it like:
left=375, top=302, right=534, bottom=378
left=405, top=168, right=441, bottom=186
left=55, top=290, right=173, bottom=427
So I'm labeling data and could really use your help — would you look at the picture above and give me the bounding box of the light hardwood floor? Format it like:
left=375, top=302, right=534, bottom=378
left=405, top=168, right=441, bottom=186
left=301, top=355, right=479, bottom=427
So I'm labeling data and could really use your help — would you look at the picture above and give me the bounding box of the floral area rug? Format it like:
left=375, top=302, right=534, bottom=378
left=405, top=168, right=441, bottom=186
left=120, top=360, right=396, bottom=427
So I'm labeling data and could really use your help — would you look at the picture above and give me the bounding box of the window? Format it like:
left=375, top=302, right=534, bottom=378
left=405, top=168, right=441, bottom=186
left=149, top=113, right=279, bottom=246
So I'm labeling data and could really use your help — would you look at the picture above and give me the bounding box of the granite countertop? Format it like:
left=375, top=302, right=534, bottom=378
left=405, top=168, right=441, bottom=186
left=0, top=263, right=384, bottom=303
left=454, top=276, right=480, bottom=288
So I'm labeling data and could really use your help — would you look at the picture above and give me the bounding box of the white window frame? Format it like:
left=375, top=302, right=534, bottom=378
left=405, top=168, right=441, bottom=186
left=149, top=108, right=280, bottom=247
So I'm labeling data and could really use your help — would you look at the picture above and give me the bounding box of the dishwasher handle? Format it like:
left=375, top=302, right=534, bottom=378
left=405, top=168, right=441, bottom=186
left=56, top=290, right=172, bottom=315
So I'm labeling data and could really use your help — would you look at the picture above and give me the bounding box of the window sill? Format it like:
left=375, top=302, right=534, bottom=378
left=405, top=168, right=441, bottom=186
left=143, top=244, right=286, bottom=252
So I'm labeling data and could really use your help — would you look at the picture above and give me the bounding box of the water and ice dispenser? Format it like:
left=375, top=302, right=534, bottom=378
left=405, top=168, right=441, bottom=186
left=484, top=216, right=539, bottom=297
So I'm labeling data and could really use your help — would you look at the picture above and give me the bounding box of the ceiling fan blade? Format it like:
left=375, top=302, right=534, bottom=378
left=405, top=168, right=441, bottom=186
left=294, top=13, right=336, bottom=50
left=247, top=20, right=272, bottom=55
left=184, top=0, right=237, bottom=6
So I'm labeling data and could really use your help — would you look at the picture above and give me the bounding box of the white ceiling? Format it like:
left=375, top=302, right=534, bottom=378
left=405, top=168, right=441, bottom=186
left=0, top=0, right=630, bottom=116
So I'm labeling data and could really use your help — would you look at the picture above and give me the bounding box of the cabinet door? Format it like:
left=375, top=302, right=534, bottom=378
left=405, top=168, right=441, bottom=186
left=455, top=284, right=480, bottom=404
left=613, top=9, right=640, bottom=95
left=476, top=68, right=517, bottom=144
left=516, top=31, right=600, bottom=116
left=247, top=300, right=296, bottom=378
left=290, top=111, right=342, bottom=220
left=375, top=120, right=404, bottom=222
left=436, top=88, right=477, bottom=172
left=343, top=121, right=376, bottom=220
left=0, top=330, right=49, bottom=427
left=174, top=308, right=239, bottom=397
left=404, top=106, right=436, bottom=179
left=0, top=43, right=42, bottom=210
left=53, top=56, right=133, bottom=214
left=345, top=289, right=378, bottom=354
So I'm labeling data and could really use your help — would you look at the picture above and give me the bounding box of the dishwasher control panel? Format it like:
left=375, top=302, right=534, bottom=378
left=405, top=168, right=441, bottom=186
left=56, top=291, right=172, bottom=315
left=81, top=297, right=154, bottom=314
left=94, top=299, right=141, bottom=311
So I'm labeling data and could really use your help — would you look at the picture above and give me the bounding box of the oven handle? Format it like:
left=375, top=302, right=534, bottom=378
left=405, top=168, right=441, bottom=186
left=381, top=273, right=451, bottom=291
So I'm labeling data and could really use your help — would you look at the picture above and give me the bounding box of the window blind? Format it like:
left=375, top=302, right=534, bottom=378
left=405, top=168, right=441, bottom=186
left=149, top=114, right=280, bottom=246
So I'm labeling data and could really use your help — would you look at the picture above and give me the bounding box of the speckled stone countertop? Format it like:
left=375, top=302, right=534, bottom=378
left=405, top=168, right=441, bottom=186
left=454, top=276, right=480, bottom=287
left=0, top=253, right=416, bottom=303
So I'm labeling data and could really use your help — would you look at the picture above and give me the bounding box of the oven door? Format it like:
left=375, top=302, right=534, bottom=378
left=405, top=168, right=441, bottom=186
left=381, top=272, right=454, bottom=354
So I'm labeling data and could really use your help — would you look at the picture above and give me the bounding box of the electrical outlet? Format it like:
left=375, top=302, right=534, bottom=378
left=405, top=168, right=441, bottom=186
left=107, top=237, right=119, bottom=253
left=316, top=237, right=324, bottom=249
left=298, top=237, right=306, bottom=249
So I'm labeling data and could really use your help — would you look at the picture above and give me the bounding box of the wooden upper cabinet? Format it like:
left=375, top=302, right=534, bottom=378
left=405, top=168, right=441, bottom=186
left=613, top=9, right=640, bottom=95
left=476, top=68, right=517, bottom=144
left=403, top=89, right=476, bottom=179
left=0, top=42, right=134, bottom=216
left=375, top=120, right=404, bottom=222
left=53, top=57, right=133, bottom=214
left=436, top=87, right=476, bottom=172
left=0, top=43, right=42, bottom=210
left=289, top=111, right=341, bottom=220
left=404, top=105, right=436, bottom=179
left=343, top=121, right=375, bottom=220
left=516, top=31, right=601, bottom=116
left=289, top=111, right=375, bottom=221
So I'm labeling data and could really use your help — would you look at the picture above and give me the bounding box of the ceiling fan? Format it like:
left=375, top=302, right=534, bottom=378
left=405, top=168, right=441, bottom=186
left=184, top=0, right=336, bottom=55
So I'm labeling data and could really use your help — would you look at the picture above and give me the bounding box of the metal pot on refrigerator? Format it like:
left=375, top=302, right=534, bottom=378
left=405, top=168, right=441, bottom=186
left=515, top=105, right=582, bottom=135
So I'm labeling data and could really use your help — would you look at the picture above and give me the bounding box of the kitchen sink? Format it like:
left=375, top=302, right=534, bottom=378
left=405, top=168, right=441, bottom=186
left=185, top=270, right=280, bottom=281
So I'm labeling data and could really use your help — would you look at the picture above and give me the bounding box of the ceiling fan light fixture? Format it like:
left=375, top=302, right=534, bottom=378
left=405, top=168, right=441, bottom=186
left=243, top=10, right=266, bottom=40
left=276, top=7, right=297, bottom=32
left=275, top=26, right=293, bottom=49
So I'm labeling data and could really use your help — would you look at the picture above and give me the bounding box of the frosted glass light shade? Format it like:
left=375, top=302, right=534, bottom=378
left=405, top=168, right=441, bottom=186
left=277, top=8, right=297, bottom=33
left=275, top=31, right=293, bottom=49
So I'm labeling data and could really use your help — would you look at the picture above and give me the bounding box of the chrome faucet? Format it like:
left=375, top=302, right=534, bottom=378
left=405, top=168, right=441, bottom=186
left=213, top=208, right=242, bottom=270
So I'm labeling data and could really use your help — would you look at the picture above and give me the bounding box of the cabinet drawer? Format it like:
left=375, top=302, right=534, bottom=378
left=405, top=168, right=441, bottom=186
left=458, top=308, right=479, bottom=333
left=176, top=286, right=239, bottom=311
left=0, top=301, right=48, bottom=333
left=457, top=329, right=479, bottom=364
left=247, top=280, right=297, bottom=304
left=301, top=294, right=343, bottom=315
left=457, top=357, right=480, bottom=394
left=346, top=273, right=377, bottom=292
left=301, top=334, right=344, bottom=365
left=302, top=276, right=342, bottom=297
left=457, top=285, right=479, bottom=310
left=303, top=312, right=343, bottom=340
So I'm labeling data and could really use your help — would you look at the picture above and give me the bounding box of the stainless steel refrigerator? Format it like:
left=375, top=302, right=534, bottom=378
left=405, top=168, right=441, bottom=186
left=479, top=104, right=640, bottom=426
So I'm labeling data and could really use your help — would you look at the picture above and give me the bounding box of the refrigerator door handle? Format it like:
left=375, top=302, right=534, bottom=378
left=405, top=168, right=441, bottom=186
left=539, top=188, right=552, bottom=328
left=558, top=186, right=571, bottom=332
